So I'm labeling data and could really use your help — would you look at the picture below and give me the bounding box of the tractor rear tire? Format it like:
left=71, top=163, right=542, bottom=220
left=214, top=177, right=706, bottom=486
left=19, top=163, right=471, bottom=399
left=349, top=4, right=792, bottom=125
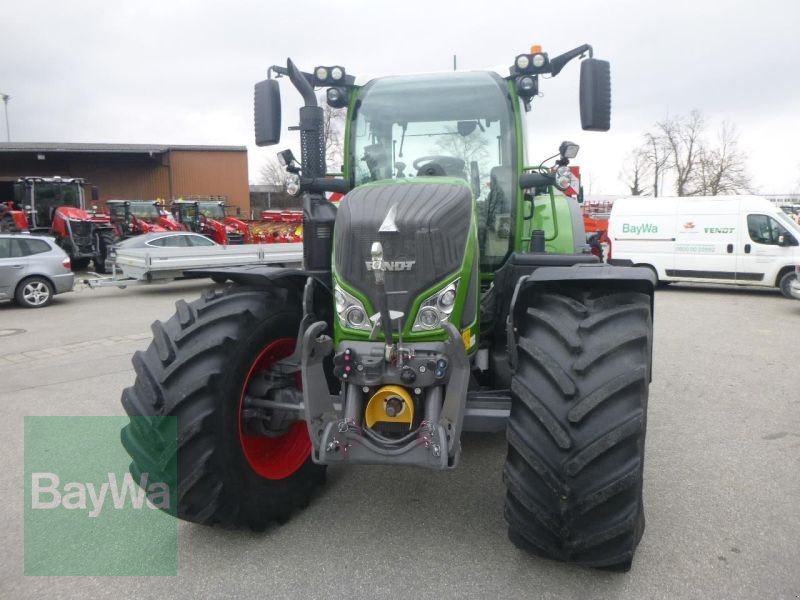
left=503, top=286, right=652, bottom=571
left=94, top=230, right=120, bottom=274
left=120, top=284, right=326, bottom=530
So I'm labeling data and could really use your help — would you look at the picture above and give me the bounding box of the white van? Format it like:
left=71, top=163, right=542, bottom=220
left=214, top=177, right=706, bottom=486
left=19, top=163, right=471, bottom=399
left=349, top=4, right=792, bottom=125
left=608, top=195, right=800, bottom=297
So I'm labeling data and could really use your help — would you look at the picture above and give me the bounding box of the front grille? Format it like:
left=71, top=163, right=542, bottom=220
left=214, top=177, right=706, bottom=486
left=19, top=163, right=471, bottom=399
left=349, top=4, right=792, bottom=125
left=69, top=219, right=94, bottom=253
left=335, top=182, right=472, bottom=315
left=227, top=232, right=245, bottom=245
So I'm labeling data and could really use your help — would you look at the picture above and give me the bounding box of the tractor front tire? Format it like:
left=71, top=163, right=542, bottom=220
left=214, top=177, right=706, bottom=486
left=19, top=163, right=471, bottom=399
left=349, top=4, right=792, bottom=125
left=120, top=284, right=325, bottom=530
left=504, top=286, right=652, bottom=571
left=94, top=230, right=120, bottom=274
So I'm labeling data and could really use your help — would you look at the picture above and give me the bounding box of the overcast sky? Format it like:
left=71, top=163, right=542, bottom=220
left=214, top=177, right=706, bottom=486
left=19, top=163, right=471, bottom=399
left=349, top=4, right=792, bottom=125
left=2, top=0, right=799, bottom=194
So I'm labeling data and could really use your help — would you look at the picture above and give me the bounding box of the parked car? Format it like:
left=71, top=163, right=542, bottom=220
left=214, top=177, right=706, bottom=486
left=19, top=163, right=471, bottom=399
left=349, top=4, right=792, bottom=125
left=0, top=234, right=75, bottom=308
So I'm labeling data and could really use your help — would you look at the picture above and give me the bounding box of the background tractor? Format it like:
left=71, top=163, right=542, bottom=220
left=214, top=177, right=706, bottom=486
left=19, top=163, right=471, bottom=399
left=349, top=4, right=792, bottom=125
left=0, top=176, right=120, bottom=272
left=122, top=44, right=656, bottom=571
left=170, top=199, right=250, bottom=244
left=106, top=199, right=180, bottom=238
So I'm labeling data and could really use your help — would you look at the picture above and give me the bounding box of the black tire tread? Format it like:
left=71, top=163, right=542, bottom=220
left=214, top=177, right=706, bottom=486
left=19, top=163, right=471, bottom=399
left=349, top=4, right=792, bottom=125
left=120, top=284, right=325, bottom=529
left=504, top=285, right=651, bottom=570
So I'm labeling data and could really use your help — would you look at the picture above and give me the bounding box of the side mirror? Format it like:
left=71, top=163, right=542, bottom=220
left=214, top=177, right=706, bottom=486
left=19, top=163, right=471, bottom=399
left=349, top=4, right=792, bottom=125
left=91, top=186, right=99, bottom=202
left=778, top=234, right=797, bottom=247
left=579, top=58, right=611, bottom=132
left=254, top=79, right=282, bottom=146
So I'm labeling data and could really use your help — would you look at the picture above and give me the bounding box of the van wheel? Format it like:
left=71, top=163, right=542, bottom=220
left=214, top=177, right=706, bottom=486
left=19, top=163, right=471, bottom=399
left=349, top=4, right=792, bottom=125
left=778, top=270, right=796, bottom=299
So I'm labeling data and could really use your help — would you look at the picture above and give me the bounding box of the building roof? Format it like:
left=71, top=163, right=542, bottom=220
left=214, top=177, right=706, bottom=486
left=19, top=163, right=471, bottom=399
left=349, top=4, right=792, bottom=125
left=0, top=142, right=247, bottom=154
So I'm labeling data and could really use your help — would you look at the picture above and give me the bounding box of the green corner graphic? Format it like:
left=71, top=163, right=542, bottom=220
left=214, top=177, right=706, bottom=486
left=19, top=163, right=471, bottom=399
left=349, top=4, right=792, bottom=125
left=24, top=416, right=177, bottom=576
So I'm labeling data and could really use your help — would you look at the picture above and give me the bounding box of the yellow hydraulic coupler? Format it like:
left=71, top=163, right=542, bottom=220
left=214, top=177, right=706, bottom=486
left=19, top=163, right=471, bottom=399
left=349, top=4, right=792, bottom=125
left=364, top=385, right=414, bottom=430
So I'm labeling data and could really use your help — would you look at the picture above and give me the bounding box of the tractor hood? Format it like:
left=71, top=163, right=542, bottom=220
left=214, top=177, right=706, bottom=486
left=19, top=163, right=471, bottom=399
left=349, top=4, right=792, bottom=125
left=334, top=178, right=475, bottom=332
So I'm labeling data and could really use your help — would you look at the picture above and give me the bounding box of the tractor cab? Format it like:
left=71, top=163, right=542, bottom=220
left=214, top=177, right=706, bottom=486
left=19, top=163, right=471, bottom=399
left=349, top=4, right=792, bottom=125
left=350, top=71, right=516, bottom=271
left=14, top=176, right=87, bottom=230
left=107, top=200, right=164, bottom=237
left=171, top=200, right=244, bottom=244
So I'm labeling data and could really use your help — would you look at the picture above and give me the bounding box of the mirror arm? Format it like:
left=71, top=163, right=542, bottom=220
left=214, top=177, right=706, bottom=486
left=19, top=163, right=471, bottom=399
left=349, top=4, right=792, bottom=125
left=286, top=59, right=317, bottom=107
left=549, top=44, right=593, bottom=77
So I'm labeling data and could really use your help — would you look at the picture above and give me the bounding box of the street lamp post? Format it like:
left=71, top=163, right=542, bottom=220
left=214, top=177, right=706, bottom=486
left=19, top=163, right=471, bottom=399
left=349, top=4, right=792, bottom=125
left=0, top=94, right=9, bottom=142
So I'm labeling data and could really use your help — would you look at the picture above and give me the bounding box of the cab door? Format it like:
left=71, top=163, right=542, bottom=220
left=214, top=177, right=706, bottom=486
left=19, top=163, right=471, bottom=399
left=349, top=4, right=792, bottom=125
left=737, top=213, right=800, bottom=284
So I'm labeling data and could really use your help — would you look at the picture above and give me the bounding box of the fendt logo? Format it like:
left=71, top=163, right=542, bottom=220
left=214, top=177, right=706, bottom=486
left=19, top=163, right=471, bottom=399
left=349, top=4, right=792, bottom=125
left=704, top=227, right=735, bottom=234
left=365, top=260, right=416, bottom=272
left=622, top=223, right=659, bottom=235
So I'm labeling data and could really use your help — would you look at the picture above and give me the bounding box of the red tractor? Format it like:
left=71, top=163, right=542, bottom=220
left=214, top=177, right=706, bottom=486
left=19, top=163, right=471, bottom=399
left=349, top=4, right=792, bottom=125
left=0, top=176, right=120, bottom=272
left=106, top=199, right=180, bottom=238
left=170, top=200, right=250, bottom=244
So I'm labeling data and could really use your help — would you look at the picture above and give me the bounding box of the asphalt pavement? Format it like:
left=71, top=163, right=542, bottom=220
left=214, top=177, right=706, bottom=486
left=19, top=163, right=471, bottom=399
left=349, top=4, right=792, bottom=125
left=1, top=278, right=798, bottom=599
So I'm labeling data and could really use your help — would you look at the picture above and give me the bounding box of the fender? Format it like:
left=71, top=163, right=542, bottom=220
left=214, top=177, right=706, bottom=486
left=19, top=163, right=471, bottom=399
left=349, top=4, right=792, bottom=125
left=184, top=265, right=330, bottom=294
left=507, top=263, right=656, bottom=376
left=184, top=265, right=333, bottom=318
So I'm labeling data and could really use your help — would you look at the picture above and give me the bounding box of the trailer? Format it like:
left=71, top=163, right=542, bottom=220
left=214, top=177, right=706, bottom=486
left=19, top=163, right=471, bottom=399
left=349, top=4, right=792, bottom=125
left=81, top=241, right=303, bottom=288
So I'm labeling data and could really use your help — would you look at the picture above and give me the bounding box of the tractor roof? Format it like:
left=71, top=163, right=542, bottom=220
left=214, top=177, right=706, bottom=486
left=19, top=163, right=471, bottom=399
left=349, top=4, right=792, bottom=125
left=17, top=176, right=85, bottom=184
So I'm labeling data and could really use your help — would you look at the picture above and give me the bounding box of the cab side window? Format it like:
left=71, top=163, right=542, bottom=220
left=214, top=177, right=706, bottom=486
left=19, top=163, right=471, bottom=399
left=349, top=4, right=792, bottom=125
left=747, top=214, right=792, bottom=245
left=0, top=238, right=11, bottom=259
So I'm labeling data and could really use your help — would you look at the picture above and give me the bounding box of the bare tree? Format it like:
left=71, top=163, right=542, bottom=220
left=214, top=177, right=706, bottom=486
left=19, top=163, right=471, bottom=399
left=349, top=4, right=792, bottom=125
left=259, top=158, right=286, bottom=185
left=434, top=126, right=490, bottom=170
left=640, top=132, right=670, bottom=197
left=693, top=121, right=752, bottom=195
left=657, top=110, right=705, bottom=196
left=620, top=148, right=651, bottom=196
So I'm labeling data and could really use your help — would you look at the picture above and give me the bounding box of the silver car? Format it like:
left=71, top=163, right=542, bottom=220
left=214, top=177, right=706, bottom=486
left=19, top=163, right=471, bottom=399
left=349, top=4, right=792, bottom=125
left=0, top=234, right=75, bottom=308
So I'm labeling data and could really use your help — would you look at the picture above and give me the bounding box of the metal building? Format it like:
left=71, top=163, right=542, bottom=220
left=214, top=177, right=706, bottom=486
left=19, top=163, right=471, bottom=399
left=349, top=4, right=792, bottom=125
left=0, top=142, right=249, bottom=215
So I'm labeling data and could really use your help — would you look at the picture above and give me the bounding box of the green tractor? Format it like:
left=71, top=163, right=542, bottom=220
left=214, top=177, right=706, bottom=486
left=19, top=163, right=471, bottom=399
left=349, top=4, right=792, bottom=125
left=121, top=44, right=655, bottom=571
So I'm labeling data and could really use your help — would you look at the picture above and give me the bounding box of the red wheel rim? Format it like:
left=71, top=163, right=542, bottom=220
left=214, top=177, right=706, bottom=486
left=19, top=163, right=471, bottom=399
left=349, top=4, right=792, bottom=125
left=238, top=337, right=311, bottom=480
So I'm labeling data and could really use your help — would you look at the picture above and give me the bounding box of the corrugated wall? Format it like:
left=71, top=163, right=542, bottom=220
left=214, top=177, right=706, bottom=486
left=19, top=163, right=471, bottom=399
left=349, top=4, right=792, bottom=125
left=169, top=150, right=250, bottom=216
left=71, top=155, right=171, bottom=205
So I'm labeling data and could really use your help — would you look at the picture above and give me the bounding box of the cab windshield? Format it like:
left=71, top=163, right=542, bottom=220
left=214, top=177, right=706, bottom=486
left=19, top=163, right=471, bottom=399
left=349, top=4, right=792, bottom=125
left=32, top=182, right=82, bottom=227
left=351, top=71, right=516, bottom=270
left=129, top=202, right=160, bottom=222
left=198, top=203, right=225, bottom=220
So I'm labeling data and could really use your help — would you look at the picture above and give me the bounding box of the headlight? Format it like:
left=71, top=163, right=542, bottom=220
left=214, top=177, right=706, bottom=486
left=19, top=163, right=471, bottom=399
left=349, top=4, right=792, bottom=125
left=334, top=284, right=371, bottom=331
left=285, top=173, right=301, bottom=196
left=330, top=66, right=344, bottom=81
left=532, top=53, right=546, bottom=68
left=554, top=166, right=573, bottom=190
left=515, top=54, right=530, bottom=70
left=314, top=66, right=329, bottom=82
left=412, top=279, right=459, bottom=332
